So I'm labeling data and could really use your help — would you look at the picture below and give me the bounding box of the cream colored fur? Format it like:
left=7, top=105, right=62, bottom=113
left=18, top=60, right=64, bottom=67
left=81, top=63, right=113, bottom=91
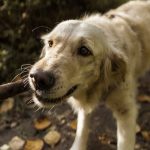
left=29, top=1, right=150, bottom=150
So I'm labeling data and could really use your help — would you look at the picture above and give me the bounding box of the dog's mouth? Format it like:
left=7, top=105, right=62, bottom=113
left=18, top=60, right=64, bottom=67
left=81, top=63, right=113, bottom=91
left=35, top=85, right=78, bottom=104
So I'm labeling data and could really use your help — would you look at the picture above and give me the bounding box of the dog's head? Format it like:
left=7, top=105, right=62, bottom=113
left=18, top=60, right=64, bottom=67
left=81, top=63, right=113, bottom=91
left=29, top=20, right=127, bottom=107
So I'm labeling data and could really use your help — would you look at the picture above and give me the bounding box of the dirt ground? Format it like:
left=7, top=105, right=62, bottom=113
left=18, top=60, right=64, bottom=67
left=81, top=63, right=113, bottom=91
left=0, top=72, right=150, bottom=150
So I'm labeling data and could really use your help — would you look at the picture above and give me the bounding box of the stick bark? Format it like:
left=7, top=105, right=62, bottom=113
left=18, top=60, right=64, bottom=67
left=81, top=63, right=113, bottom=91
left=0, top=79, right=29, bottom=100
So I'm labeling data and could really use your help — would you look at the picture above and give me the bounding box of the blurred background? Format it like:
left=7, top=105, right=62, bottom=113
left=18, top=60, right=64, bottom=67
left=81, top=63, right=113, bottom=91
left=0, top=0, right=150, bottom=150
left=0, top=0, right=128, bottom=83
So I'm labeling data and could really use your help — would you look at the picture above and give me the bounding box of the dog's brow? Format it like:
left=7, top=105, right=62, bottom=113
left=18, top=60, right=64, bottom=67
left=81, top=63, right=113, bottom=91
left=78, top=36, right=94, bottom=49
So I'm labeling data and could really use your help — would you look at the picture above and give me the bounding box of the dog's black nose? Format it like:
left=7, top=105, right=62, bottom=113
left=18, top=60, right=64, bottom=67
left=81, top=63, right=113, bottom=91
left=30, top=70, right=55, bottom=90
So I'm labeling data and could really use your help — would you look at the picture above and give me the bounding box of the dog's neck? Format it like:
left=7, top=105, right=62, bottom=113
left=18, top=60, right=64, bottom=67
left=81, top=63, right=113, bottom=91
left=101, top=84, right=117, bottom=101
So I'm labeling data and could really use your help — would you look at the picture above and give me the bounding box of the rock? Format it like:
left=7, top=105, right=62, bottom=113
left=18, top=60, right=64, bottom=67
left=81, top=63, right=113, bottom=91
left=10, top=122, right=18, bottom=128
left=0, top=144, right=10, bottom=150
left=0, top=98, right=14, bottom=113
left=60, top=118, right=66, bottom=125
left=24, top=139, right=44, bottom=150
left=34, top=115, right=51, bottom=130
left=9, top=136, right=25, bottom=150
left=43, top=130, right=61, bottom=146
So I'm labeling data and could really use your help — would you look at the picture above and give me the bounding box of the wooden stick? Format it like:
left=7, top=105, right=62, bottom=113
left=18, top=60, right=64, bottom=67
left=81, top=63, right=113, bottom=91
left=0, top=79, right=30, bottom=100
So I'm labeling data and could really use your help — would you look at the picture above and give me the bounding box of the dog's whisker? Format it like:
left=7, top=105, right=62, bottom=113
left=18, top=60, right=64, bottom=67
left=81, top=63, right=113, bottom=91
left=41, top=108, right=45, bottom=113
left=20, top=70, right=30, bottom=74
left=21, top=74, right=29, bottom=80
left=24, top=84, right=28, bottom=88
left=21, top=69, right=30, bottom=72
left=49, top=105, right=56, bottom=112
left=30, top=103, right=36, bottom=109
left=26, top=98, right=34, bottom=105
left=32, top=26, right=51, bottom=32
left=23, top=77, right=28, bottom=81
left=25, top=98, right=34, bottom=107
left=11, top=70, right=29, bottom=82
left=33, top=104, right=42, bottom=112
left=25, top=98, right=31, bottom=103
left=35, top=106, right=42, bottom=112
left=23, top=79, right=28, bottom=84
left=23, top=78, right=29, bottom=87
left=23, top=82, right=28, bottom=86
left=32, top=104, right=37, bottom=109
left=21, top=64, right=32, bottom=68
left=22, top=74, right=29, bottom=77
left=21, top=67, right=31, bottom=72
left=23, top=81, right=28, bottom=86
left=21, top=64, right=32, bottom=72
left=47, top=104, right=58, bottom=115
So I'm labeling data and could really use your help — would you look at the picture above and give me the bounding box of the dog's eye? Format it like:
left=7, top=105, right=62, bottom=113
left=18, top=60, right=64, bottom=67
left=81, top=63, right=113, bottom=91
left=48, top=40, right=53, bottom=47
left=77, top=46, right=92, bottom=57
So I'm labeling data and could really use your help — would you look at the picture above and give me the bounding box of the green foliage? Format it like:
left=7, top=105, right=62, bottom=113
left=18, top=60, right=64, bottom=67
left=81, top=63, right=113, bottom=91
left=0, top=0, right=128, bottom=82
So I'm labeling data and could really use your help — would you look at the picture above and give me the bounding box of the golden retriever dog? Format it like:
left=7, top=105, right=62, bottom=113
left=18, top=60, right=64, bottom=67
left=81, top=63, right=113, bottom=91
left=29, top=1, right=150, bottom=150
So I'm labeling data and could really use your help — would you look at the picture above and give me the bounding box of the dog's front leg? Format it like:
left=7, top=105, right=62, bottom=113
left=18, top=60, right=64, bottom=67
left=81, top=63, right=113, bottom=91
left=116, top=111, right=137, bottom=150
left=108, top=91, right=138, bottom=150
left=70, top=109, right=91, bottom=150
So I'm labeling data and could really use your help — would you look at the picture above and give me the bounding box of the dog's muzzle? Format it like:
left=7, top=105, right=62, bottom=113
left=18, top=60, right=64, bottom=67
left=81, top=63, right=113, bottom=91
left=29, top=69, right=78, bottom=105
left=35, top=85, right=78, bottom=104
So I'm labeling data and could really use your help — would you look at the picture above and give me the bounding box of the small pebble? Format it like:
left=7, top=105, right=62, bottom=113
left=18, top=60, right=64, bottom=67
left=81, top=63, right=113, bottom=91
left=10, top=122, right=18, bottom=128
left=43, top=130, right=61, bottom=146
left=9, top=136, right=25, bottom=150
left=61, top=118, right=66, bottom=125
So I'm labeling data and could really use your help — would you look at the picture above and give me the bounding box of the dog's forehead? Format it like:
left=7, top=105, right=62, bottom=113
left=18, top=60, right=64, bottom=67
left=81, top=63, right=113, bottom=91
left=51, top=20, right=99, bottom=40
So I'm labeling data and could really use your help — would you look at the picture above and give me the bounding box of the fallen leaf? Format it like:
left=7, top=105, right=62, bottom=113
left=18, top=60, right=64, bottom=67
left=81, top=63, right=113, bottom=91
left=0, top=98, right=14, bottom=113
left=70, top=119, right=77, bottom=130
left=34, top=116, right=51, bottom=130
left=137, top=95, right=150, bottom=103
left=24, top=139, right=44, bottom=150
left=141, top=131, right=150, bottom=141
left=43, top=130, right=61, bottom=146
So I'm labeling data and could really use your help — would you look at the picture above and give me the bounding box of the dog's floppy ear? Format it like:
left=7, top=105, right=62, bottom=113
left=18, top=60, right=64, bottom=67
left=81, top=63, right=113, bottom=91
left=100, top=50, right=127, bottom=88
